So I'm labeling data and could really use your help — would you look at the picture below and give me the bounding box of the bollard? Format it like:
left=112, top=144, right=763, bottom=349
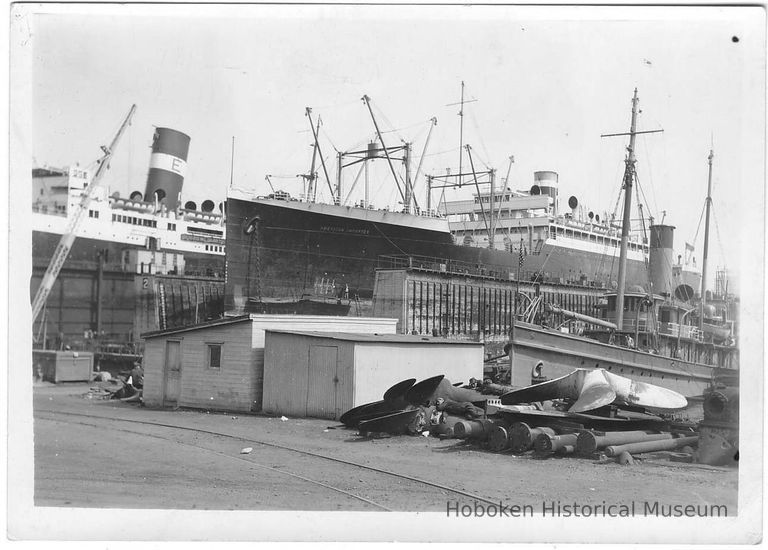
left=576, top=430, right=673, bottom=456
left=604, top=435, right=698, bottom=457
left=534, top=433, right=579, bottom=455
left=509, top=422, right=556, bottom=453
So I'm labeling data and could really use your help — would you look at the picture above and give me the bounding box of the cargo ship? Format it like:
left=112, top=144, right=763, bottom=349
left=223, top=96, right=699, bottom=317
left=31, top=125, right=226, bottom=347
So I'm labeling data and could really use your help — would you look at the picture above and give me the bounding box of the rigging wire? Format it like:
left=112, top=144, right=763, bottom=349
left=690, top=201, right=706, bottom=259
left=467, top=108, right=492, bottom=169
left=710, top=206, right=728, bottom=269
left=640, top=134, right=661, bottom=217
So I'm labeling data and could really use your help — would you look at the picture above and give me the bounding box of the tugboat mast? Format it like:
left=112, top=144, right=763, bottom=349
left=699, top=149, right=714, bottom=330
left=615, top=88, right=641, bottom=331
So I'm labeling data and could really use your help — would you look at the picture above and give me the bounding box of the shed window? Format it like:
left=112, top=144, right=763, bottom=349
left=207, top=343, right=222, bottom=369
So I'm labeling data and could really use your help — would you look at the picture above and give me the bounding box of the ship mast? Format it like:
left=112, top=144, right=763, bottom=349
left=602, top=89, right=664, bottom=332
left=614, top=89, right=641, bottom=331
left=699, top=149, right=714, bottom=330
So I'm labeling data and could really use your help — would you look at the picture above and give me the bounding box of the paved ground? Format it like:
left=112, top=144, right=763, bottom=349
left=32, top=382, right=738, bottom=514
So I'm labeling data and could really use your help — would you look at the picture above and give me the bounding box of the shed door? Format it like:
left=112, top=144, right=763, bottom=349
left=306, top=345, right=340, bottom=419
left=163, top=340, right=182, bottom=407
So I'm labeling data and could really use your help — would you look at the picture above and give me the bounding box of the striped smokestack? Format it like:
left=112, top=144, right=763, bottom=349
left=144, top=127, right=191, bottom=211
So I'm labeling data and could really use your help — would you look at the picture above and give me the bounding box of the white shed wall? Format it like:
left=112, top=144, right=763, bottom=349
left=352, top=343, right=484, bottom=407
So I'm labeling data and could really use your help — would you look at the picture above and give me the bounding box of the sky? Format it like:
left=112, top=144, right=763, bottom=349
left=14, top=3, right=766, bottom=293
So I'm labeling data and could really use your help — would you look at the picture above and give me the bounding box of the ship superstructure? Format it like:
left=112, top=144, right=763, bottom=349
left=32, top=127, right=226, bottom=277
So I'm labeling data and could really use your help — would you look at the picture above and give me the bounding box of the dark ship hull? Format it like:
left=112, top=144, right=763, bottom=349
left=224, top=197, right=650, bottom=314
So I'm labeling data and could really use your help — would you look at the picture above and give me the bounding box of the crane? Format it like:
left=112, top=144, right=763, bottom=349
left=31, top=104, right=137, bottom=324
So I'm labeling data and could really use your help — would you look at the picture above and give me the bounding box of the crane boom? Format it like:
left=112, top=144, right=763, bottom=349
left=31, top=104, right=137, bottom=323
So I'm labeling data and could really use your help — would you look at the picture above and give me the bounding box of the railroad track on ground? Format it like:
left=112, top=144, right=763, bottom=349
left=36, top=409, right=498, bottom=512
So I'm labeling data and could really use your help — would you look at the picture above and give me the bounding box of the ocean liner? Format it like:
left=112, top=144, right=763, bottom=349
left=32, top=122, right=226, bottom=347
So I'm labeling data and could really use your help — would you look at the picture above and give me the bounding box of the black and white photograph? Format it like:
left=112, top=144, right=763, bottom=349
left=5, top=1, right=765, bottom=544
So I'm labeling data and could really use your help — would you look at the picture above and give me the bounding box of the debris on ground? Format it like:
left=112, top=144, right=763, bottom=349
left=339, top=372, right=738, bottom=469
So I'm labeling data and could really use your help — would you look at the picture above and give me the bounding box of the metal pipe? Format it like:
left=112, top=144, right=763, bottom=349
left=509, top=422, right=556, bottom=453
left=605, top=435, right=699, bottom=457
left=534, top=433, right=579, bottom=455
left=453, top=419, right=497, bottom=440
left=546, top=303, right=618, bottom=330
left=576, top=430, right=672, bottom=456
left=488, top=425, right=511, bottom=452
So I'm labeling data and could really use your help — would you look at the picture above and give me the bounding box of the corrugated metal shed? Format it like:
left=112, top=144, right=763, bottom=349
left=141, top=314, right=397, bottom=412
left=262, top=330, right=484, bottom=420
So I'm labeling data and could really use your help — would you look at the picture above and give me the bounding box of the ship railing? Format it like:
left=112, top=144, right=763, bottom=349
left=658, top=322, right=704, bottom=342
left=32, top=204, right=68, bottom=217
left=377, top=254, right=514, bottom=280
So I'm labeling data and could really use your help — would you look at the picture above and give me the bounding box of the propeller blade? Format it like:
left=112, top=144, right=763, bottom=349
left=603, top=370, right=688, bottom=411
left=405, top=375, right=445, bottom=405
left=569, top=370, right=617, bottom=412
left=383, top=378, right=417, bottom=401
left=500, top=370, right=585, bottom=405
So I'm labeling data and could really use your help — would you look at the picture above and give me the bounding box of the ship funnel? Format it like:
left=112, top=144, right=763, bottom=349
left=185, top=200, right=197, bottom=211
left=534, top=171, right=558, bottom=216
left=201, top=199, right=215, bottom=212
left=649, top=224, right=675, bottom=297
left=144, top=127, right=191, bottom=211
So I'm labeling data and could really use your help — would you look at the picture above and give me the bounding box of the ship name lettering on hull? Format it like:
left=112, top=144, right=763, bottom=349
left=320, top=225, right=370, bottom=236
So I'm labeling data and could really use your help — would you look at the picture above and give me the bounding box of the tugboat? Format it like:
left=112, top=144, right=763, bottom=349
left=506, top=89, right=738, bottom=401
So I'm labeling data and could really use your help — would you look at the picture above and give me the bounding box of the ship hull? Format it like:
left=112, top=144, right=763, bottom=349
left=31, top=229, right=225, bottom=345
left=509, top=322, right=718, bottom=399
left=32, top=230, right=225, bottom=277
left=224, top=197, right=651, bottom=313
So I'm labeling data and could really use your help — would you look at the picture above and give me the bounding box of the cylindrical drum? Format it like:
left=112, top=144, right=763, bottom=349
left=144, top=127, right=191, bottom=211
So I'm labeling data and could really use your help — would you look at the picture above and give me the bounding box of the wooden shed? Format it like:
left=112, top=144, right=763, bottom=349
left=141, top=314, right=397, bottom=412
left=262, top=330, right=484, bottom=420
